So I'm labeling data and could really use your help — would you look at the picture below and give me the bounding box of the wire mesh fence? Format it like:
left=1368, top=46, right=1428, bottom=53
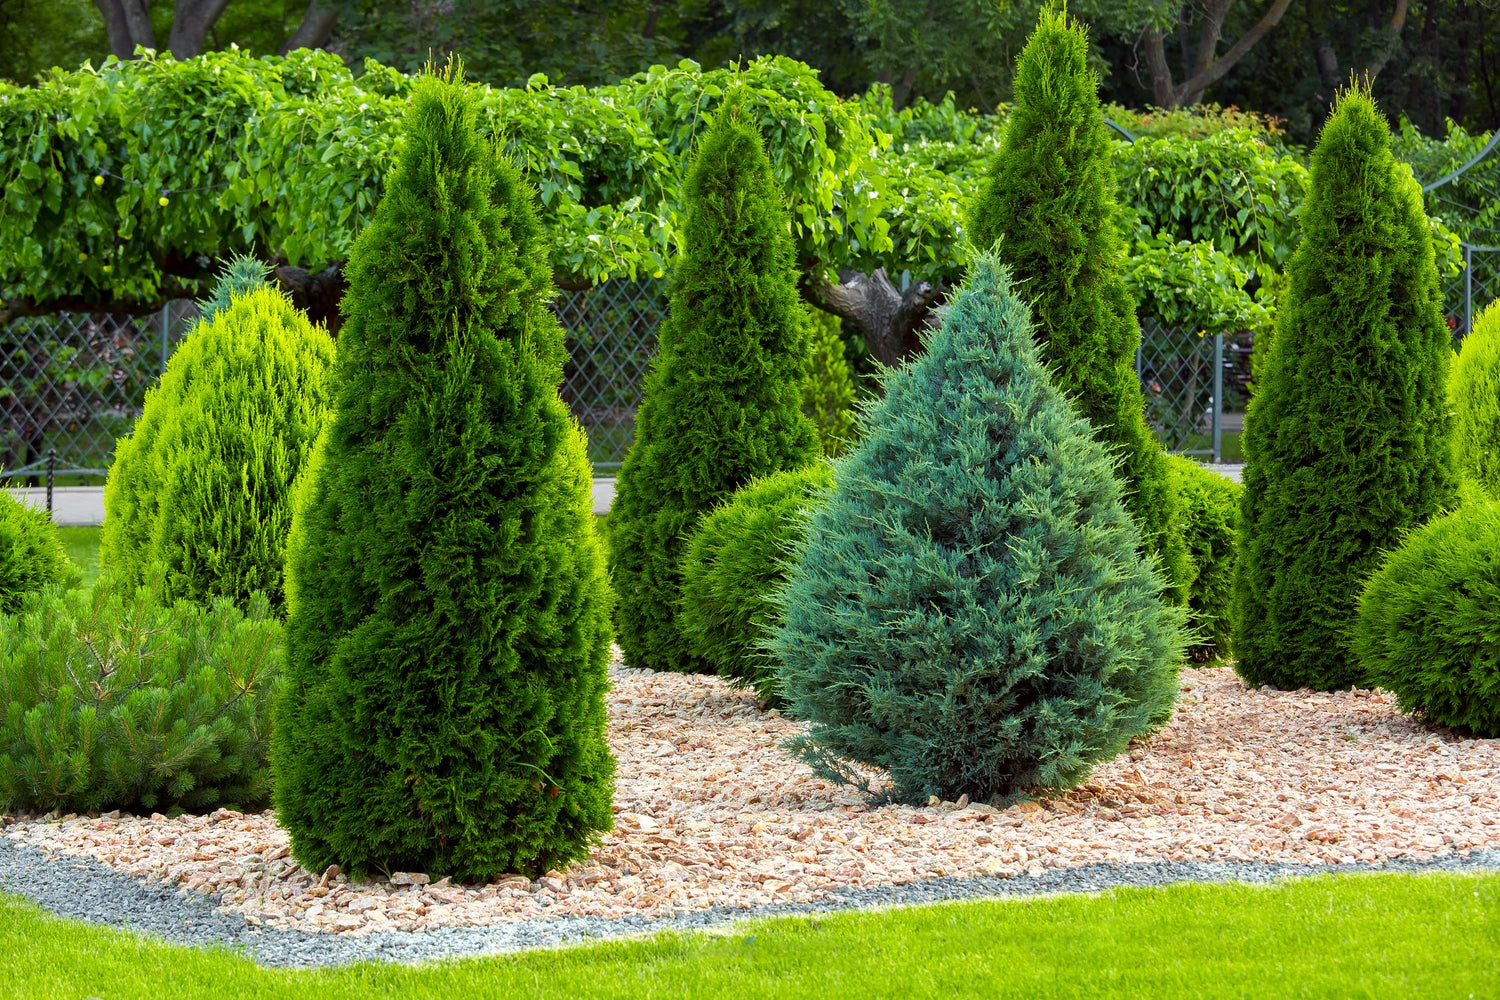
left=14, top=267, right=1484, bottom=482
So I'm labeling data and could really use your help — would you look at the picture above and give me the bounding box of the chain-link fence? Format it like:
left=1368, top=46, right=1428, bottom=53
left=4, top=283, right=1273, bottom=482
left=1445, top=243, right=1500, bottom=341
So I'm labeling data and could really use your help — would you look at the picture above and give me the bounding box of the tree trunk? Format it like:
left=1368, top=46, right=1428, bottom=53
left=94, top=0, right=156, bottom=59
left=272, top=263, right=347, bottom=334
left=1358, top=0, right=1412, bottom=83
left=282, top=1, right=339, bottom=54
left=1143, top=0, right=1294, bottom=109
left=802, top=269, right=943, bottom=368
left=168, top=0, right=234, bottom=59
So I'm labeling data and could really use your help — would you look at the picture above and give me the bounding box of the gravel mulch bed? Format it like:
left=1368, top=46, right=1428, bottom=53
left=4, top=664, right=1497, bottom=940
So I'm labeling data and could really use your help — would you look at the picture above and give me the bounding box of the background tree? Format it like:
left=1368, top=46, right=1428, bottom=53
left=968, top=6, right=1185, bottom=596
left=1233, top=85, right=1455, bottom=691
left=609, top=97, right=821, bottom=674
left=273, top=69, right=614, bottom=881
left=769, top=255, right=1184, bottom=805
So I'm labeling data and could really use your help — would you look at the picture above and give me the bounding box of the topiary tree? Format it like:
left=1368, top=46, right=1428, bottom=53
left=272, top=69, right=615, bottom=883
left=803, top=312, right=858, bottom=458
left=1233, top=87, right=1457, bottom=691
left=1353, top=500, right=1500, bottom=737
left=610, top=98, right=821, bottom=674
left=967, top=6, right=1185, bottom=598
left=0, top=492, right=78, bottom=614
left=679, top=462, right=833, bottom=705
left=768, top=254, right=1185, bottom=806
left=1450, top=300, right=1500, bottom=498
left=100, top=285, right=334, bottom=612
left=1164, top=454, right=1241, bottom=663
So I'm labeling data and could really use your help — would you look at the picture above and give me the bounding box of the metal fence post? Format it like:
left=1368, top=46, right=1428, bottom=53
left=1465, top=242, right=1474, bottom=337
left=160, top=303, right=171, bottom=374
left=1211, top=334, right=1224, bottom=463
left=46, top=448, right=55, bottom=515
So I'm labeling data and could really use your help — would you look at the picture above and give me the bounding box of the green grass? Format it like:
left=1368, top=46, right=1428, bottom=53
left=56, top=525, right=100, bottom=588
left=2, top=872, right=1495, bottom=998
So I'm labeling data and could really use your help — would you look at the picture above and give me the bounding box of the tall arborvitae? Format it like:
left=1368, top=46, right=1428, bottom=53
left=967, top=7, right=1185, bottom=596
left=768, top=255, right=1184, bottom=804
left=610, top=98, right=821, bottom=673
left=1233, top=87, right=1455, bottom=690
left=272, top=69, right=614, bottom=882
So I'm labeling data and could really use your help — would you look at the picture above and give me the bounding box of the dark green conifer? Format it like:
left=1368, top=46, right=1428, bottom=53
left=610, top=98, right=821, bottom=673
left=272, top=69, right=614, bottom=882
left=1233, top=87, right=1456, bottom=690
left=769, top=255, right=1184, bottom=805
left=968, top=7, right=1184, bottom=597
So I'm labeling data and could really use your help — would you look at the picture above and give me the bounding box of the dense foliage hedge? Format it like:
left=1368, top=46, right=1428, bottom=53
left=0, top=580, right=282, bottom=815
left=679, top=462, right=833, bottom=703
left=273, top=71, right=614, bottom=882
left=100, top=284, right=333, bottom=611
left=1354, top=501, right=1500, bottom=737
left=1164, top=455, right=1241, bottom=662
left=769, top=255, right=1184, bottom=805
left=0, top=492, right=77, bottom=615
left=968, top=8, right=1185, bottom=599
left=1450, top=301, right=1500, bottom=498
left=1234, top=88, right=1457, bottom=691
left=610, top=99, right=821, bottom=674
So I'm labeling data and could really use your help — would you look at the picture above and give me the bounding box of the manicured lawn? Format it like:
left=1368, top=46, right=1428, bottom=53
left=57, top=525, right=100, bottom=588
left=2, top=872, right=1495, bottom=998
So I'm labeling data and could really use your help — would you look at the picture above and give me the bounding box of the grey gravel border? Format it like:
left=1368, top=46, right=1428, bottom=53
left=3, top=836, right=1497, bottom=969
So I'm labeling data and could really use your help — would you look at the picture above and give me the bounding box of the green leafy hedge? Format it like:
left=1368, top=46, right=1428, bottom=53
left=1354, top=500, right=1500, bottom=737
left=0, top=579, right=282, bottom=815
left=1164, top=455, right=1241, bottom=662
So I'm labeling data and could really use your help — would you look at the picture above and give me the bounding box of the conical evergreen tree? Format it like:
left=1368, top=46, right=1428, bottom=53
left=610, top=98, right=821, bottom=673
left=769, top=254, right=1184, bottom=805
left=272, top=69, right=614, bottom=882
left=967, top=7, right=1185, bottom=597
left=1233, top=87, right=1456, bottom=690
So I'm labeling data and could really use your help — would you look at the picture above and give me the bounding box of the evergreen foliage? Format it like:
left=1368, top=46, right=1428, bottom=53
left=1450, top=300, right=1500, bottom=498
left=0, top=578, right=282, bottom=815
left=196, top=254, right=274, bottom=321
left=769, top=255, right=1184, bottom=805
left=679, top=462, right=833, bottom=704
left=1233, top=88, right=1457, bottom=690
left=1164, top=454, right=1241, bottom=662
left=610, top=98, right=821, bottom=673
left=272, top=70, right=615, bottom=883
left=100, top=286, right=334, bottom=612
left=1353, top=501, right=1500, bottom=737
left=0, top=493, right=78, bottom=615
left=803, top=312, right=858, bottom=457
left=967, top=7, right=1184, bottom=598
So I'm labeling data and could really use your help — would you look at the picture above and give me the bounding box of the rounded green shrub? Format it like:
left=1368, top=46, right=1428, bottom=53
left=803, top=311, right=858, bottom=458
left=679, top=462, right=833, bottom=704
left=0, top=578, right=282, bottom=815
left=967, top=7, right=1186, bottom=599
left=0, top=492, right=77, bottom=614
left=1450, top=299, right=1500, bottom=499
left=769, top=254, right=1185, bottom=806
left=1164, top=454, right=1241, bottom=662
left=1353, top=500, right=1500, bottom=737
left=1233, top=87, right=1456, bottom=691
left=100, top=285, right=334, bottom=612
left=272, top=70, right=615, bottom=883
left=610, top=96, right=821, bottom=674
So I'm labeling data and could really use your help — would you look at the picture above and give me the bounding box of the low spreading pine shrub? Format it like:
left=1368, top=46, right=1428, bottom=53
left=769, top=254, right=1185, bottom=805
left=0, top=578, right=283, bottom=814
left=679, top=462, right=833, bottom=704
left=0, top=493, right=77, bottom=614
left=100, top=285, right=334, bottom=611
left=1450, top=300, right=1500, bottom=498
left=1353, top=500, right=1500, bottom=737
left=1165, top=454, right=1241, bottom=662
